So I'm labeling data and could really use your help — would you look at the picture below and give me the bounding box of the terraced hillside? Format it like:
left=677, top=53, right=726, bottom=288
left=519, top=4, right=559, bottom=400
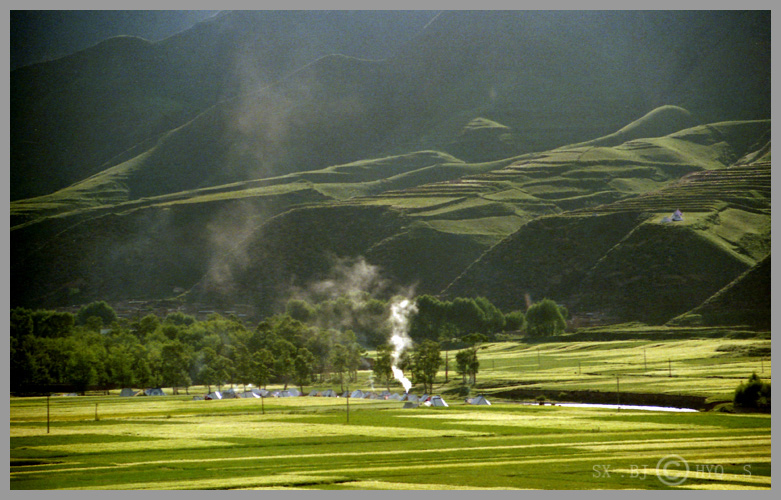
left=444, top=160, right=770, bottom=324
left=10, top=111, right=771, bottom=327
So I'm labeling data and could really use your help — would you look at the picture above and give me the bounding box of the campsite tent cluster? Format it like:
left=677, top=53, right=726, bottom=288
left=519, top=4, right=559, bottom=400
left=118, top=387, right=489, bottom=407
left=118, top=388, right=166, bottom=397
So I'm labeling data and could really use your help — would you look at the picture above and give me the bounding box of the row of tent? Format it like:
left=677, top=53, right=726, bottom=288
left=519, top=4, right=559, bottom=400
left=199, top=388, right=302, bottom=400
left=119, top=388, right=165, bottom=397
left=118, top=387, right=491, bottom=406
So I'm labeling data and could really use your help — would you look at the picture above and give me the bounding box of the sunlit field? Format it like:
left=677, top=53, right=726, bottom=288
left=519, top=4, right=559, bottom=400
left=463, top=338, right=770, bottom=402
left=10, top=394, right=770, bottom=490
left=10, top=337, right=770, bottom=490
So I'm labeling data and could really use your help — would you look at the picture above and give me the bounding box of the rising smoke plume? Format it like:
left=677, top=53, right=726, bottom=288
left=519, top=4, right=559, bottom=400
left=388, top=297, right=417, bottom=393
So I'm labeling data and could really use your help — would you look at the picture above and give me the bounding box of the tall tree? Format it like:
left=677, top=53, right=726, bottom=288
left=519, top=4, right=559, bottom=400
left=160, top=340, right=193, bottom=394
left=251, top=349, right=274, bottom=389
left=525, top=299, right=567, bottom=337
left=373, top=344, right=394, bottom=391
left=330, top=344, right=348, bottom=392
left=412, top=340, right=441, bottom=394
left=293, top=348, right=316, bottom=394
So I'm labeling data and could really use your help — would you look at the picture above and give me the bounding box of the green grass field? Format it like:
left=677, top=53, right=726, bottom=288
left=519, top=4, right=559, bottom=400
left=10, top=395, right=770, bottom=490
left=10, top=337, right=770, bottom=490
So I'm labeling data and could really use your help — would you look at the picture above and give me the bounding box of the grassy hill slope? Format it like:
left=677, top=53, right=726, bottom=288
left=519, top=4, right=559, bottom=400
left=10, top=114, right=770, bottom=329
left=669, top=255, right=771, bottom=329
left=444, top=160, right=770, bottom=324
left=13, top=11, right=769, bottom=205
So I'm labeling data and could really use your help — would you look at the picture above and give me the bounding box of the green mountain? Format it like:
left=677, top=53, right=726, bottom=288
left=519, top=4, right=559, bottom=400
left=10, top=11, right=771, bottom=328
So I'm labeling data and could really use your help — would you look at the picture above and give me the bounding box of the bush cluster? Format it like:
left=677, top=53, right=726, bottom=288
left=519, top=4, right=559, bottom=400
left=733, top=373, right=771, bottom=411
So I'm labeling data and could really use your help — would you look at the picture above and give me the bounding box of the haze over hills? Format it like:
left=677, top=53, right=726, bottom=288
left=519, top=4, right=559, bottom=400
left=10, top=11, right=771, bottom=330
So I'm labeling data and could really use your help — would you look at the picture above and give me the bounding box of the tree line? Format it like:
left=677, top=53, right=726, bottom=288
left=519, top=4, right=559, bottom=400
left=10, top=295, right=569, bottom=395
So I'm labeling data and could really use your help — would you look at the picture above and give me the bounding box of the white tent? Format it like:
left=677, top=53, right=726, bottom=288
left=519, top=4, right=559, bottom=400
left=430, top=395, right=448, bottom=407
left=308, top=390, right=320, bottom=397
left=350, top=389, right=364, bottom=399
left=221, top=388, right=237, bottom=399
left=672, top=209, right=684, bottom=221
left=277, top=390, right=293, bottom=397
left=287, top=388, right=301, bottom=397
left=144, top=388, right=166, bottom=396
left=321, top=389, right=337, bottom=397
left=407, top=394, right=419, bottom=403
left=119, top=388, right=137, bottom=397
left=389, top=393, right=403, bottom=401
left=206, top=391, right=222, bottom=400
left=468, top=395, right=491, bottom=405
left=239, top=391, right=259, bottom=398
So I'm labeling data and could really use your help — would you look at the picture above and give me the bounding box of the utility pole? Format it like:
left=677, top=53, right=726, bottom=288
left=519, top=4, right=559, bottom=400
left=95, top=403, right=99, bottom=422
left=616, top=376, right=620, bottom=409
left=346, top=385, right=350, bottom=424
left=644, top=349, right=647, bottom=371
left=445, top=350, right=449, bottom=383
left=668, top=359, right=672, bottom=378
left=47, top=394, right=50, bottom=434
left=261, top=394, right=265, bottom=415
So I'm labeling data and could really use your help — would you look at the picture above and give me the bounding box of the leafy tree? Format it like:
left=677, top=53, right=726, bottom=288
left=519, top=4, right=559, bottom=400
left=251, top=349, right=274, bottom=389
left=164, top=312, right=197, bottom=327
left=345, top=338, right=365, bottom=383
left=455, top=349, right=472, bottom=384
left=65, top=347, right=99, bottom=393
left=160, top=340, right=193, bottom=394
left=473, top=297, right=506, bottom=334
left=330, top=344, right=349, bottom=392
left=304, top=328, right=334, bottom=381
left=131, top=344, right=153, bottom=388
left=286, top=299, right=316, bottom=323
left=213, top=354, right=234, bottom=391
left=271, top=337, right=296, bottom=388
left=504, top=310, right=526, bottom=331
left=525, top=299, right=567, bottom=337
left=106, top=344, right=136, bottom=388
left=373, top=344, right=394, bottom=391
left=32, top=310, right=75, bottom=338
left=76, top=301, right=117, bottom=327
left=412, top=340, right=441, bottom=394
left=460, top=333, right=485, bottom=385
left=293, top=348, right=316, bottom=394
left=232, top=344, right=254, bottom=391
left=10, top=308, right=35, bottom=339
left=134, top=314, right=161, bottom=339
left=409, top=295, right=448, bottom=342
left=198, top=347, right=220, bottom=393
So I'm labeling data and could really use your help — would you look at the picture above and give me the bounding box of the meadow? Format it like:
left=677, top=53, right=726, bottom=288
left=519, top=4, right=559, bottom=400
left=10, top=337, right=771, bottom=490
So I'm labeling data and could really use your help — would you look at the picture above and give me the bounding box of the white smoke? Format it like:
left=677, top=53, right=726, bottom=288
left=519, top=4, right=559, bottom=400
left=388, top=297, right=417, bottom=393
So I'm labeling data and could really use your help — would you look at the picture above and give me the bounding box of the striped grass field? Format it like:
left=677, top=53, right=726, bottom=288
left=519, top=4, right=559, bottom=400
left=437, top=337, right=770, bottom=402
left=11, top=337, right=770, bottom=489
left=10, top=392, right=770, bottom=490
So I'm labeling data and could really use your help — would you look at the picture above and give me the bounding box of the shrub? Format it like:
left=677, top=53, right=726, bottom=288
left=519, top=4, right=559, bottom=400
left=733, top=373, right=770, bottom=411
